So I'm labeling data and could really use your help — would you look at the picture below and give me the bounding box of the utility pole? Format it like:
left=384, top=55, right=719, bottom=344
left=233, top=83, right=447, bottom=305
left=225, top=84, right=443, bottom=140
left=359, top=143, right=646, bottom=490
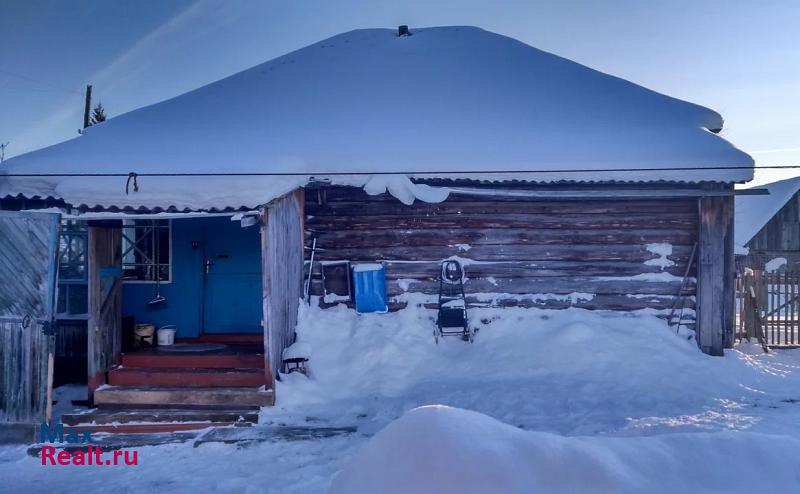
left=83, top=84, right=92, bottom=130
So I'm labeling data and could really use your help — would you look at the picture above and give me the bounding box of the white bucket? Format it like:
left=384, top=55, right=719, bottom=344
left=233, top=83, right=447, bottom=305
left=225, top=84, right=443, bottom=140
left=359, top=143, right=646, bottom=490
left=157, top=325, right=176, bottom=346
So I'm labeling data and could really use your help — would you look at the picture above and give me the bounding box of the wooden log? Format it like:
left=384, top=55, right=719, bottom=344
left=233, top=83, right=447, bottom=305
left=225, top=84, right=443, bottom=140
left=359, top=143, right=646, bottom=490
left=306, top=212, right=697, bottom=231
left=305, top=228, right=696, bottom=249
left=306, top=198, right=698, bottom=216
left=311, top=185, right=706, bottom=204
left=310, top=277, right=695, bottom=297
left=310, top=244, right=696, bottom=263
left=318, top=294, right=696, bottom=313
left=307, top=259, right=695, bottom=279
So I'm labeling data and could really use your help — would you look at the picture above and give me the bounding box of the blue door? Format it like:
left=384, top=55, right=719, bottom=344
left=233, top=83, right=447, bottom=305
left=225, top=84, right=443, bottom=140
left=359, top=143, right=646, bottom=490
left=202, top=218, right=262, bottom=333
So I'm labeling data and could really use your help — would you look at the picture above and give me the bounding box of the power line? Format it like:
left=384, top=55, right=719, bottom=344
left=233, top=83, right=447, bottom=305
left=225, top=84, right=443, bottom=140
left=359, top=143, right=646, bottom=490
left=0, top=69, right=83, bottom=96
left=1, top=165, right=800, bottom=178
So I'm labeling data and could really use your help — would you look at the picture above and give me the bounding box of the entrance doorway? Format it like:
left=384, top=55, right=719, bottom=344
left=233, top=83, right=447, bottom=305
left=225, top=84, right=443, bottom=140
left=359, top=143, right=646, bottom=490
left=201, top=218, right=262, bottom=334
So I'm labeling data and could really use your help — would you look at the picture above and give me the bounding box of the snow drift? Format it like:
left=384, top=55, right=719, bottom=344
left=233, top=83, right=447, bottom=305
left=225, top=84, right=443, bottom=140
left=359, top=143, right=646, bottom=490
left=329, top=405, right=800, bottom=494
left=1, top=26, right=752, bottom=210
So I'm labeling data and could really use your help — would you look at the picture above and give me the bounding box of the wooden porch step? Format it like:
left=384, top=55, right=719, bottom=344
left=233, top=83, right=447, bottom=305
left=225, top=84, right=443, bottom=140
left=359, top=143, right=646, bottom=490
left=109, top=367, right=267, bottom=388
left=121, top=351, right=265, bottom=369
left=62, top=408, right=259, bottom=426
left=176, top=333, right=263, bottom=345
left=94, top=386, right=275, bottom=407
left=56, top=422, right=247, bottom=434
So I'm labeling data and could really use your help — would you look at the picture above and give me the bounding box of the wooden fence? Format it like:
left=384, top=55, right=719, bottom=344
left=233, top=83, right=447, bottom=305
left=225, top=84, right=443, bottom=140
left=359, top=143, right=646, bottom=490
left=736, top=270, right=800, bottom=347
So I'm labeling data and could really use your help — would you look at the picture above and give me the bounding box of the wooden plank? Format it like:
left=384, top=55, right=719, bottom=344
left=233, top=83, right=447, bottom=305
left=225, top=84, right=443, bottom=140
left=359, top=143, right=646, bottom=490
left=697, top=195, right=732, bottom=356
left=87, top=225, right=123, bottom=402
left=62, top=408, right=259, bottom=426
left=319, top=294, right=695, bottom=313
left=310, top=244, right=696, bottom=263
left=309, top=259, right=694, bottom=278
left=306, top=198, right=698, bottom=216
left=311, top=277, right=693, bottom=297
left=262, top=189, right=305, bottom=383
left=121, top=351, right=265, bottom=369
left=93, top=386, right=274, bottom=407
left=306, top=228, right=696, bottom=249
left=723, top=193, right=735, bottom=349
left=108, top=367, right=267, bottom=388
left=307, top=212, right=697, bottom=231
left=0, top=212, right=59, bottom=435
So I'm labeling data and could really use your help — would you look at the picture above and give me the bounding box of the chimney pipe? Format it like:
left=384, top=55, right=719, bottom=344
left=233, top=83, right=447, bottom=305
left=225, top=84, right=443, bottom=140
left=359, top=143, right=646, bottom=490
left=398, top=25, right=410, bottom=36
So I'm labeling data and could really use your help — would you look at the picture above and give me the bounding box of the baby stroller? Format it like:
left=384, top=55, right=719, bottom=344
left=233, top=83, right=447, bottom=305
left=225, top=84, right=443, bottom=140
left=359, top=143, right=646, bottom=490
left=435, top=260, right=473, bottom=343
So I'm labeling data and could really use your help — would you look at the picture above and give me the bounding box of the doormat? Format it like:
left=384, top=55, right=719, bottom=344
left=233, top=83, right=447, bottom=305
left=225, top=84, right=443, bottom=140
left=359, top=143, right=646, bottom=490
left=157, top=343, right=227, bottom=353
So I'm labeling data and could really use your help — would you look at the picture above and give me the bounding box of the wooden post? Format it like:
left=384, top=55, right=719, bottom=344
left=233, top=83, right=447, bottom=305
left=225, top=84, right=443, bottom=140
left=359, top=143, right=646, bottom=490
left=87, top=224, right=123, bottom=402
left=260, top=188, right=305, bottom=394
left=722, top=192, right=735, bottom=349
left=83, top=85, right=92, bottom=129
left=697, top=193, right=734, bottom=356
left=260, top=208, right=275, bottom=390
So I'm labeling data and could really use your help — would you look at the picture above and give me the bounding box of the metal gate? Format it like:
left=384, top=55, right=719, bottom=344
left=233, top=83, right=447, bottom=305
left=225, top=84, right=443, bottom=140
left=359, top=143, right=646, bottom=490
left=0, top=211, right=61, bottom=442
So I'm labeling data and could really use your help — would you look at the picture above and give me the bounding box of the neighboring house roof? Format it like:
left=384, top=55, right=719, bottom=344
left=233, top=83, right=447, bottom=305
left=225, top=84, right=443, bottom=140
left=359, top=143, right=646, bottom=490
left=735, top=176, right=800, bottom=252
left=0, top=26, right=753, bottom=211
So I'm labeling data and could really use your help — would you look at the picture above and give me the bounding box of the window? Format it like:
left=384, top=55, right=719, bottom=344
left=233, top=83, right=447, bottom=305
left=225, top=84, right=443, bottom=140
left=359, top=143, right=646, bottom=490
left=57, top=220, right=89, bottom=318
left=121, top=219, right=171, bottom=283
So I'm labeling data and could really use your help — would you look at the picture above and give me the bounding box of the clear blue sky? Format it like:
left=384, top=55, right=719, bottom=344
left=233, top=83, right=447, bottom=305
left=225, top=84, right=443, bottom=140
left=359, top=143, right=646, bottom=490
left=1, top=0, right=798, bottom=185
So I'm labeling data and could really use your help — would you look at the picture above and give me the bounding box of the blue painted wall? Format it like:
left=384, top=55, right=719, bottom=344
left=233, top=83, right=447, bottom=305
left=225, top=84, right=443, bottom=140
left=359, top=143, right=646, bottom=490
left=122, top=216, right=262, bottom=338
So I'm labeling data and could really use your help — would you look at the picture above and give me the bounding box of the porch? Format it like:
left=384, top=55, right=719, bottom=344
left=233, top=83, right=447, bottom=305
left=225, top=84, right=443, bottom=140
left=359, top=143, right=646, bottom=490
left=62, top=336, right=272, bottom=434
left=79, top=191, right=303, bottom=421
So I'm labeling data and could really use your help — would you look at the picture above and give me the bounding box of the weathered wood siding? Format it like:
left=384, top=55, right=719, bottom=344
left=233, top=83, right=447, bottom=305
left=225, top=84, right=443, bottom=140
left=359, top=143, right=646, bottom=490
left=741, top=190, right=800, bottom=272
left=0, top=212, right=59, bottom=435
left=87, top=225, right=123, bottom=401
left=54, top=320, right=88, bottom=386
left=697, top=195, right=734, bottom=355
left=262, top=190, right=305, bottom=383
left=305, top=185, right=699, bottom=317
left=747, top=190, right=800, bottom=253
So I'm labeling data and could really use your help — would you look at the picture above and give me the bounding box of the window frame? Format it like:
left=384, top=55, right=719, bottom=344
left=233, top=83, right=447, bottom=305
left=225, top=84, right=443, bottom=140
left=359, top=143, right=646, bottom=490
left=56, top=220, right=89, bottom=319
left=121, top=219, right=173, bottom=285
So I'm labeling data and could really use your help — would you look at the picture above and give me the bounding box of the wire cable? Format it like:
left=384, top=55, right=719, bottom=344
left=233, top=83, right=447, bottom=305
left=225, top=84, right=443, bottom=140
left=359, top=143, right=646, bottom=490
left=1, top=165, right=800, bottom=178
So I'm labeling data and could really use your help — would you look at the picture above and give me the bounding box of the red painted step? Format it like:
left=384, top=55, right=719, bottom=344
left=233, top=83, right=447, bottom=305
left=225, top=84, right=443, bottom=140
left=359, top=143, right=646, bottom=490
left=121, top=350, right=265, bottom=369
left=176, top=333, right=263, bottom=345
left=109, top=367, right=267, bottom=388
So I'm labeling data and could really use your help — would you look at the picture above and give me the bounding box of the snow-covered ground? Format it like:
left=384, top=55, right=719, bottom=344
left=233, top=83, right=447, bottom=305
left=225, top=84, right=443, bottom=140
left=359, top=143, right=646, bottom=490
left=2, top=300, right=799, bottom=493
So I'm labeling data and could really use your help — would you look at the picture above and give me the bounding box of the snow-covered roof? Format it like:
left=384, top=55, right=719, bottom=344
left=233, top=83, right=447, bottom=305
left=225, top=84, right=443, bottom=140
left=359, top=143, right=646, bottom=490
left=1, top=26, right=753, bottom=211
left=735, top=176, right=800, bottom=251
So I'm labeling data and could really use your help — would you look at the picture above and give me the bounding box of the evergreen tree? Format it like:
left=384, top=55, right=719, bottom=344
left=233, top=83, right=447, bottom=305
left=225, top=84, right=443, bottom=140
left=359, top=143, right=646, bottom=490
left=90, top=102, right=107, bottom=125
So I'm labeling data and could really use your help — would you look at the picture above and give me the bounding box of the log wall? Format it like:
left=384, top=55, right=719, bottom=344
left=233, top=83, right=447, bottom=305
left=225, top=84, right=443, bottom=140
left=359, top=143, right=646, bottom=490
left=305, top=186, right=700, bottom=317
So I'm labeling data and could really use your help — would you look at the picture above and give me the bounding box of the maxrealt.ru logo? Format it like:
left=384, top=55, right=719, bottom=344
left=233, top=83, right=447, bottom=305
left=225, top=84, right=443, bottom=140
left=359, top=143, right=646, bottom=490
left=39, top=423, right=139, bottom=466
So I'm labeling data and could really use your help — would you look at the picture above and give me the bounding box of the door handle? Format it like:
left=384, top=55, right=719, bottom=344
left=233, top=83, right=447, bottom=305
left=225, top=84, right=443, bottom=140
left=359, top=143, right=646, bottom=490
left=205, top=260, right=214, bottom=273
